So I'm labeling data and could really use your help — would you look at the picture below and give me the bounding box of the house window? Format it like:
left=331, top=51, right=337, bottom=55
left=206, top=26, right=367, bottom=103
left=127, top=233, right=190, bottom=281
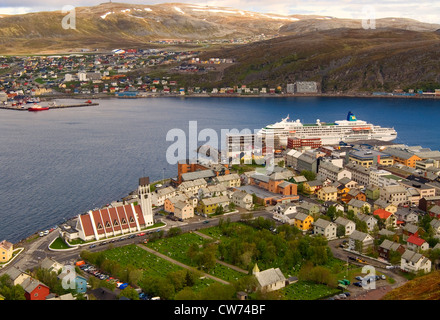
left=97, top=223, right=103, bottom=230
left=113, top=220, right=119, bottom=226
left=121, top=218, right=127, bottom=225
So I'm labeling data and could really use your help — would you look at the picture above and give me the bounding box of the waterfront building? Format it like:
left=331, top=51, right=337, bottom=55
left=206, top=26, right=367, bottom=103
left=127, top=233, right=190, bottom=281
left=382, top=147, right=422, bottom=168
left=0, top=240, right=13, bottom=263
left=349, top=149, right=393, bottom=168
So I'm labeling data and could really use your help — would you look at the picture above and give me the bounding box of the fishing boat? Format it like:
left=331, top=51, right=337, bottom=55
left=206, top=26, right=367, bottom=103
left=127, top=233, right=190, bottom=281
left=28, top=104, right=49, bottom=112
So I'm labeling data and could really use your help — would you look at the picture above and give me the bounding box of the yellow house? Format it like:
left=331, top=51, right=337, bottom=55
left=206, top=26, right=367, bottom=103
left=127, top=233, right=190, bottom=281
left=197, top=195, right=230, bottom=215
left=373, top=199, right=398, bottom=214
left=303, top=180, right=322, bottom=195
left=292, top=212, right=314, bottom=231
left=317, top=186, right=338, bottom=202
left=0, top=240, right=13, bottom=263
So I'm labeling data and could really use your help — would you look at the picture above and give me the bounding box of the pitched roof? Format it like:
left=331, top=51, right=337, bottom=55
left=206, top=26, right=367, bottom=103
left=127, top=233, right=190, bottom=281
left=0, top=240, right=13, bottom=251
left=349, top=230, right=372, bottom=242
left=407, top=235, right=426, bottom=247
left=313, top=218, right=334, bottom=229
left=254, top=268, right=286, bottom=288
left=379, top=239, right=402, bottom=251
left=373, top=209, right=393, bottom=220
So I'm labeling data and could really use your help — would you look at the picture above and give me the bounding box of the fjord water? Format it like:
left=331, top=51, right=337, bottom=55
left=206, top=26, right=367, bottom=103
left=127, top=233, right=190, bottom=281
left=0, top=96, right=439, bottom=243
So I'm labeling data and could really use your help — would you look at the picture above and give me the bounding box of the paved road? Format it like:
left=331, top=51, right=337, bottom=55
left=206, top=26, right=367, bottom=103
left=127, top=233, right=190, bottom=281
left=327, top=238, right=408, bottom=299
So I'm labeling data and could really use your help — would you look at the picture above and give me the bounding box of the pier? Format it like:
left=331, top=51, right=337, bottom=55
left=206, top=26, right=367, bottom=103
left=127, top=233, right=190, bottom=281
left=0, top=102, right=99, bottom=111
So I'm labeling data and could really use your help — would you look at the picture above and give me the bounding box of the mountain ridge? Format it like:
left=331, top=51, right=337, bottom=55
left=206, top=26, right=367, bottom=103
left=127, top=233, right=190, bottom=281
left=0, top=2, right=439, bottom=54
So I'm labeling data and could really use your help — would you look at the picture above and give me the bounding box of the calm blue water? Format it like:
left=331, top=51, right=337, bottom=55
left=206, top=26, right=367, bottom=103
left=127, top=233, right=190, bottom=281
left=0, top=96, right=439, bottom=243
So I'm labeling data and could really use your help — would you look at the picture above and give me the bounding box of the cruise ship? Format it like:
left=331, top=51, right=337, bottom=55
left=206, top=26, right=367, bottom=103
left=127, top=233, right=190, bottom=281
left=258, top=112, right=397, bottom=146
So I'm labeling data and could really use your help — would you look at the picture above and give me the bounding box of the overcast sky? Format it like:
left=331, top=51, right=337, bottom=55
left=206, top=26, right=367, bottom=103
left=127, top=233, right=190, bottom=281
left=0, top=0, right=439, bottom=24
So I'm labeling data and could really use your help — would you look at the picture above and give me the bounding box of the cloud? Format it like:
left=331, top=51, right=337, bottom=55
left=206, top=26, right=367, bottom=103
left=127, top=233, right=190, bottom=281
left=0, top=0, right=438, bottom=23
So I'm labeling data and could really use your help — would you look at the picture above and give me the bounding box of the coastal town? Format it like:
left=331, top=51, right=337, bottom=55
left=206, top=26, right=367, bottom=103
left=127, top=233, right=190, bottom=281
left=2, top=119, right=440, bottom=301
left=1, top=48, right=440, bottom=109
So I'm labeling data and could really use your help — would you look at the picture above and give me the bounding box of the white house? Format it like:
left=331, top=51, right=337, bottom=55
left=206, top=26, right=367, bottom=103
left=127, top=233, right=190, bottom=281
left=272, top=203, right=297, bottom=224
left=400, top=249, right=431, bottom=274
left=348, top=230, right=374, bottom=254
left=334, top=217, right=356, bottom=236
left=313, top=219, right=337, bottom=240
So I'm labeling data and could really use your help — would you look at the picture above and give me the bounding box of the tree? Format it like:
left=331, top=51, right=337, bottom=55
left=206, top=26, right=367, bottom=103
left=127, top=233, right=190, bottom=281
left=337, top=225, right=346, bottom=238
left=168, top=227, right=182, bottom=237
left=300, top=170, right=316, bottom=181
left=118, top=286, right=140, bottom=300
left=326, top=206, right=337, bottom=220
left=174, top=287, right=199, bottom=300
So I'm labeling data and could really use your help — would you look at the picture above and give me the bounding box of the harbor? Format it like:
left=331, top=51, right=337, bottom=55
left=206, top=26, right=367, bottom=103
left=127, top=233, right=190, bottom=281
left=0, top=101, right=99, bottom=111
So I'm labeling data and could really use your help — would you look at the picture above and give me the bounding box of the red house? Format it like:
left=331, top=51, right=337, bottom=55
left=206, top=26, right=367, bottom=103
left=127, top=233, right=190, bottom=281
left=22, top=278, right=50, bottom=300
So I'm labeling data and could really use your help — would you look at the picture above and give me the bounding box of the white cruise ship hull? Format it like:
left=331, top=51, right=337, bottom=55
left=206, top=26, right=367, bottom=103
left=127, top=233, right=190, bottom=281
left=258, top=112, right=397, bottom=147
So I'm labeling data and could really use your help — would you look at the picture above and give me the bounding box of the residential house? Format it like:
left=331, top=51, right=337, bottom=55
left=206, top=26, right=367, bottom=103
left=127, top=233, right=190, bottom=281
left=395, top=208, right=419, bottom=225
left=5, top=267, right=31, bottom=286
left=297, top=201, right=321, bottom=219
left=347, top=198, right=372, bottom=215
left=373, top=209, right=397, bottom=229
left=334, top=217, right=356, bottom=236
left=373, top=199, right=398, bottom=214
left=428, top=205, right=440, bottom=218
left=302, top=180, right=323, bottom=195
left=357, top=213, right=378, bottom=232
left=291, top=212, right=314, bottom=232
left=317, top=186, right=338, bottom=202
left=253, top=267, right=286, bottom=293
left=272, top=203, right=297, bottom=224
left=406, top=235, right=429, bottom=252
left=231, top=190, right=253, bottom=210
left=365, top=185, right=381, bottom=201
left=400, top=249, right=431, bottom=273
left=198, top=184, right=228, bottom=198
left=0, top=240, right=13, bottom=263
left=21, top=278, right=50, bottom=300
left=214, top=173, right=241, bottom=188
left=57, top=271, right=88, bottom=294
left=285, top=149, right=302, bottom=168
left=402, top=223, right=419, bottom=241
left=174, top=201, right=194, bottom=220
left=344, top=189, right=367, bottom=204
left=40, top=257, right=64, bottom=273
left=197, top=195, right=230, bottom=215
left=151, top=186, right=176, bottom=207
left=313, top=219, right=337, bottom=240
left=178, top=178, right=208, bottom=196
left=348, top=230, right=374, bottom=254
left=430, top=219, right=440, bottom=236
left=378, top=239, right=405, bottom=261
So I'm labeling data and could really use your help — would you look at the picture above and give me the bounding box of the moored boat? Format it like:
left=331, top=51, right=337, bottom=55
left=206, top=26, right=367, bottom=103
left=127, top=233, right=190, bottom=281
left=28, top=104, right=49, bottom=112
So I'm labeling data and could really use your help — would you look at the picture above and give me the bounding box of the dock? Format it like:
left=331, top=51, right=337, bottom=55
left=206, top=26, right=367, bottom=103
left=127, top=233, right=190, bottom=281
left=0, top=103, right=99, bottom=111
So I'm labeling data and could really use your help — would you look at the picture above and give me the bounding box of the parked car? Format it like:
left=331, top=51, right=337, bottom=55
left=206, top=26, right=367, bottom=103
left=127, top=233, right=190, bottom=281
left=381, top=274, right=386, bottom=280
left=355, top=276, right=363, bottom=281
left=353, top=282, right=362, bottom=287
